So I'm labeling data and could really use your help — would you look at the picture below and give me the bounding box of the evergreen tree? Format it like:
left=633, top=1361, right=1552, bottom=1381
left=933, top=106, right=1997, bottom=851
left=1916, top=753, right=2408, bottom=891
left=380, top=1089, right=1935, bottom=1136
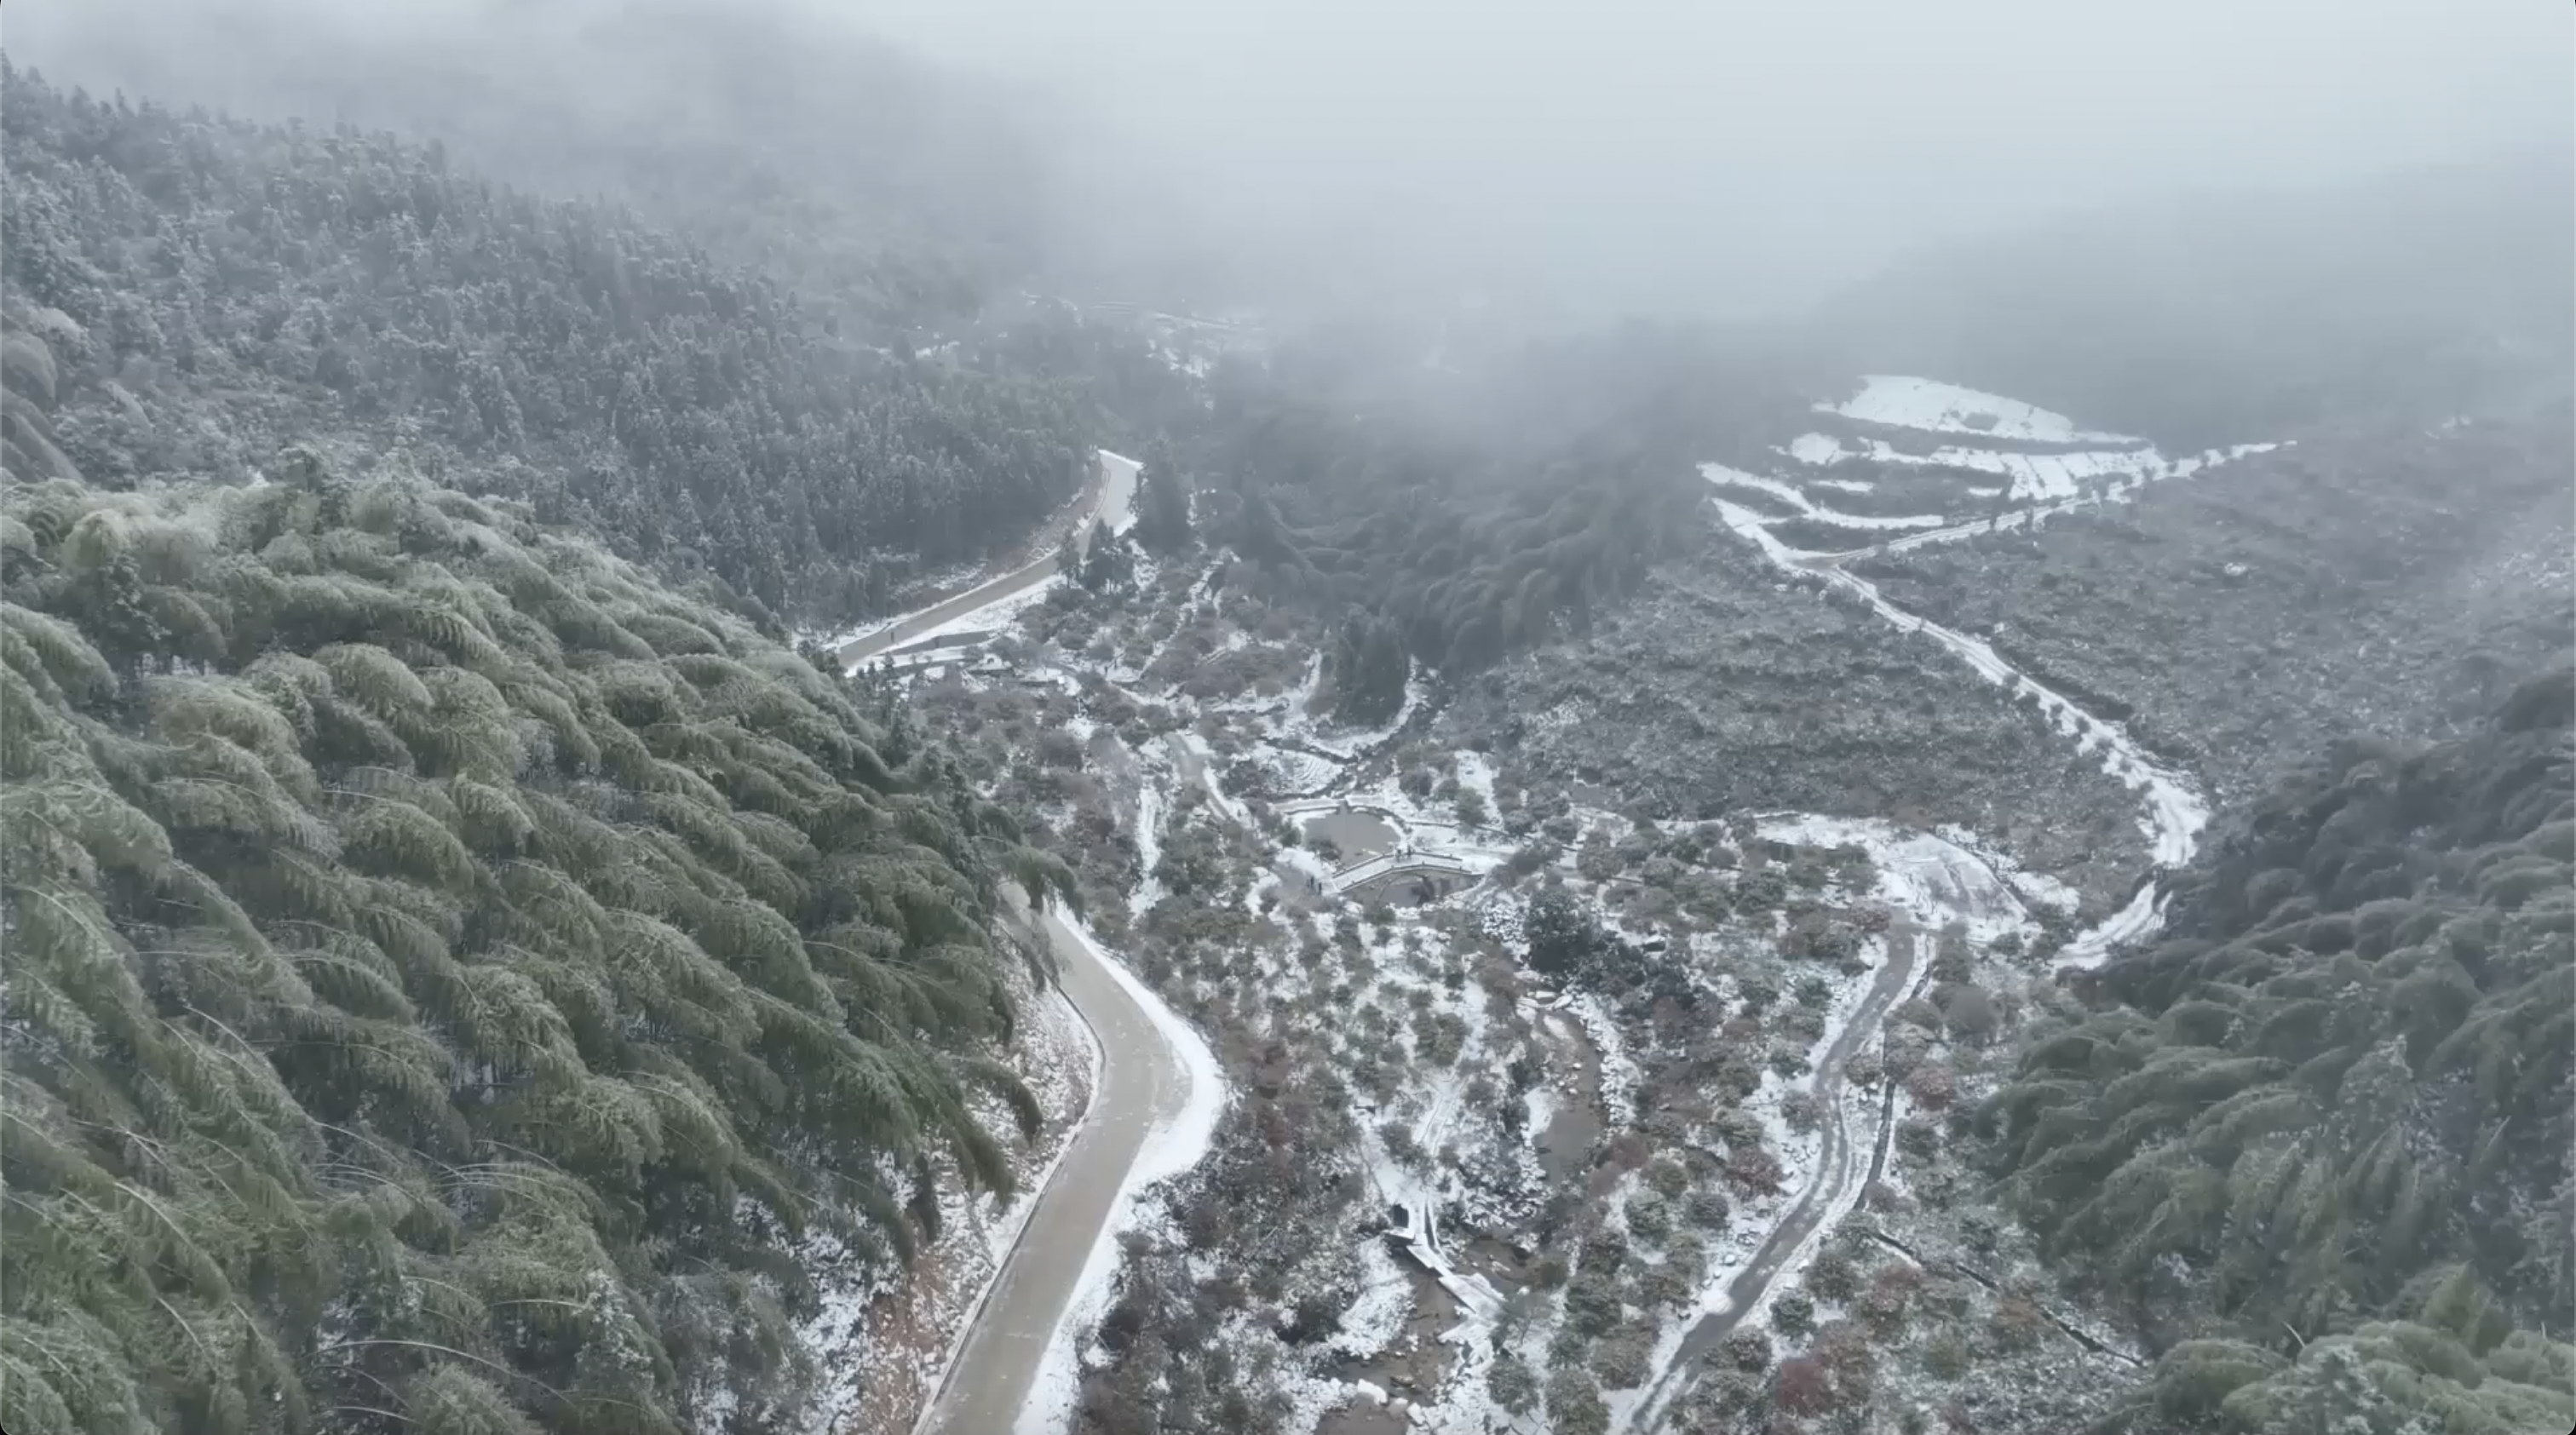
left=1525, top=889, right=1604, bottom=979
left=1996, top=671, right=2576, bottom=1433
left=1081, top=528, right=1138, bottom=597
left=1135, top=433, right=1193, bottom=555
left=1329, top=614, right=1410, bottom=724
left=0, top=446, right=1078, bottom=1435
left=1060, top=525, right=1092, bottom=584
left=0, top=64, right=1101, bottom=632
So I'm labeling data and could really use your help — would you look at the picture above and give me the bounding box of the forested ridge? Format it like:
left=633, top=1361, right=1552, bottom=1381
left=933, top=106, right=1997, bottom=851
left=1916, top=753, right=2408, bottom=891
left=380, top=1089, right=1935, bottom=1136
left=1984, top=670, right=2576, bottom=1433
left=1186, top=330, right=1801, bottom=720
left=0, top=301, right=1081, bottom=1432
left=0, top=61, right=1099, bottom=629
left=0, top=54, right=1791, bottom=717
left=26, top=0, right=1057, bottom=333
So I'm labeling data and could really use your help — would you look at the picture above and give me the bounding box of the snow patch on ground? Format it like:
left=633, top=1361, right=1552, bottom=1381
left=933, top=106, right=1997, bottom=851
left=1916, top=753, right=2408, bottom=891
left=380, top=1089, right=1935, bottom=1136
left=1095, top=450, right=1144, bottom=537
left=1783, top=429, right=2279, bottom=508
left=1323, top=1239, right=1415, bottom=1359
left=1786, top=431, right=1849, bottom=466
left=887, top=579, right=1062, bottom=653
left=1814, top=375, right=2142, bottom=445
left=1757, top=814, right=2036, bottom=945
left=1931, top=822, right=2083, bottom=914
left=1175, top=732, right=1253, bottom=827
left=1130, top=775, right=1165, bottom=917
left=1453, top=750, right=1501, bottom=820
left=1566, top=993, right=1641, bottom=1132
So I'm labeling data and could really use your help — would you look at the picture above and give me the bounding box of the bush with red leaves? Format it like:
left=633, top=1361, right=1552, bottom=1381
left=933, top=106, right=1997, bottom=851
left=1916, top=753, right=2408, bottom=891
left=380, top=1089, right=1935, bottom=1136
left=1727, top=1143, right=1785, bottom=1195
left=1859, top=1262, right=1923, bottom=1329
left=1989, top=1293, right=2047, bottom=1350
left=1906, top=1060, right=1956, bottom=1111
left=1810, top=1319, right=1880, bottom=1405
left=1774, top=1356, right=1837, bottom=1417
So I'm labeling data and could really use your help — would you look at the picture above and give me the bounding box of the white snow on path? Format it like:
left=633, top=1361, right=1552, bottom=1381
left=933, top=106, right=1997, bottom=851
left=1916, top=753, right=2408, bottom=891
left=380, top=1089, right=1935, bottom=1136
left=1754, top=813, right=2036, bottom=945
left=881, top=578, right=1061, bottom=652
left=1018, top=913, right=1228, bottom=1435
left=1095, top=449, right=1144, bottom=537
left=1795, top=441, right=2280, bottom=560
left=1615, top=927, right=1897, bottom=1435
left=1785, top=433, right=2280, bottom=505
left=1073, top=918, right=1229, bottom=1185
left=1712, top=495, right=2209, bottom=967
left=831, top=448, right=1141, bottom=663
left=1699, top=463, right=1948, bottom=531
left=1173, top=732, right=1253, bottom=827
left=1814, top=375, right=2142, bottom=445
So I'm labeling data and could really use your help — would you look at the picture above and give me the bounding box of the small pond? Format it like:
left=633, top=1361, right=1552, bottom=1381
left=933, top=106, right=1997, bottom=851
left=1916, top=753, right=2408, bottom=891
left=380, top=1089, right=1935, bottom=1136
left=1303, top=808, right=1399, bottom=860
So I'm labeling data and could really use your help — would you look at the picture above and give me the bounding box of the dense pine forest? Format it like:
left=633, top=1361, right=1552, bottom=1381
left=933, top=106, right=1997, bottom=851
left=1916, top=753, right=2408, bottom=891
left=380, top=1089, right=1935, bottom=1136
left=1987, top=671, right=2574, bottom=1433
left=1, top=289, right=1081, bottom=1432
left=1177, top=326, right=1803, bottom=720
left=0, top=63, right=1099, bottom=629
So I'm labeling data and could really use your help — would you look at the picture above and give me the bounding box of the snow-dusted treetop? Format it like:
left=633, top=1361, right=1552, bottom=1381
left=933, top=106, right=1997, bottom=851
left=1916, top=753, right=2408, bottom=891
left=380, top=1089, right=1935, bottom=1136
left=1814, top=375, right=2143, bottom=446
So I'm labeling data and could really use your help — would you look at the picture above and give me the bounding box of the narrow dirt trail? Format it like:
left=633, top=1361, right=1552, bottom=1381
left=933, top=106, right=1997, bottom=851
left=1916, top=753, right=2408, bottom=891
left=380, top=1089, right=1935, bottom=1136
left=1628, top=916, right=1921, bottom=1430
left=913, top=907, right=1188, bottom=1435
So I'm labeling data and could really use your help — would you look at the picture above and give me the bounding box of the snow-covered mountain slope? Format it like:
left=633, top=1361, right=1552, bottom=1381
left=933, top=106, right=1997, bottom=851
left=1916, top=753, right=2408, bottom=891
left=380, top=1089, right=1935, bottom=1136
left=1705, top=373, right=2282, bottom=554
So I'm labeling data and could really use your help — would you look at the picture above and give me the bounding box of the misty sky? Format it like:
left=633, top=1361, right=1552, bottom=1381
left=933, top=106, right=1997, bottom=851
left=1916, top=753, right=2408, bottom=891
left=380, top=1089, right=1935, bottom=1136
left=853, top=0, right=2572, bottom=313
left=9, top=0, right=2567, bottom=319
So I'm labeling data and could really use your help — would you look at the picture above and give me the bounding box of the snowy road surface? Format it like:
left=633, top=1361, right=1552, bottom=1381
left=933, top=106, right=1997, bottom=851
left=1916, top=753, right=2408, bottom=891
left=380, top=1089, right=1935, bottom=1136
left=915, top=904, right=1197, bottom=1435
left=842, top=451, right=1141, bottom=669
left=1627, top=910, right=1927, bottom=1431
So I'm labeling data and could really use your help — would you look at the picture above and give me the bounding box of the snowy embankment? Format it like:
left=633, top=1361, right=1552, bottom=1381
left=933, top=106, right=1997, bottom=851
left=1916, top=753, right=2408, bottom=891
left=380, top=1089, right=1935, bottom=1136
left=1785, top=433, right=2221, bottom=504
left=1129, top=774, right=1164, bottom=917
left=796, top=979, right=1099, bottom=1435
left=1756, top=813, right=2042, bottom=943
left=1700, top=375, right=2273, bottom=952
left=1095, top=450, right=1143, bottom=537
left=819, top=447, right=1141, bottom=664
left=1781, top=438, right=2283, bottom=532
left=1701, top=462, right=1948, bottom=531
left=1018, top=916, right=1228, bottom=1435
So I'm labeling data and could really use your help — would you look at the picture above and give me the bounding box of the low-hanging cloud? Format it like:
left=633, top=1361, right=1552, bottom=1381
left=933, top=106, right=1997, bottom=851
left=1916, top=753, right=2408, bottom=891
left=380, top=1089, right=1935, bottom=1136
left=10, top=0, right=2568, bottom=322
left=849, top=0, right=2571, bottom=316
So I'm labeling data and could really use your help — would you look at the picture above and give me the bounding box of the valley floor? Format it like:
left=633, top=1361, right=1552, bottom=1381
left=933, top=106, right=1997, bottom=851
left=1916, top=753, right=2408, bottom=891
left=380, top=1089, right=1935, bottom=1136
left=854, top=394, right=2278, bottom=1432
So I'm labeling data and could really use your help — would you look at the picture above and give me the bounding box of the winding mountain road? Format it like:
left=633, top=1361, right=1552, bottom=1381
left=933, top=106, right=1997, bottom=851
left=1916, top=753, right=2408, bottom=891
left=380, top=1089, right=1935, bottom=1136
left=842, top=451, right=1140, bottom=669
left=913, top=907, right=1190, bottom=1435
